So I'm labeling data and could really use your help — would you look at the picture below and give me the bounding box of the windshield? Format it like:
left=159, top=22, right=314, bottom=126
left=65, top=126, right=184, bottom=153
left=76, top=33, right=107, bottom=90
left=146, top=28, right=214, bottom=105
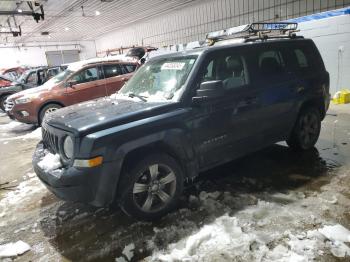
left=41, top=69, right=74, bottom=88
left=119, top=55, right=197, bottom=101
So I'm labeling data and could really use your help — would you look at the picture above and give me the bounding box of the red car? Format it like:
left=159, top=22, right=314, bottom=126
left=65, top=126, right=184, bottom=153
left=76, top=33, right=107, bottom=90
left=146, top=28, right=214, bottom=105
left=6, top=58, right=138, bottom=124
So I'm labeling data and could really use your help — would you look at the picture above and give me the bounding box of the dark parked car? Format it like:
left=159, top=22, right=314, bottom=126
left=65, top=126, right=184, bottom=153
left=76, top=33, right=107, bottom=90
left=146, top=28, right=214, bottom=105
left=17, top=66, right=65, bottom=89
left=0, top=75, right=23, bottom=111
left=0, top=66, right=65, bottom=111
left=33, top=23, right=330, bottom=220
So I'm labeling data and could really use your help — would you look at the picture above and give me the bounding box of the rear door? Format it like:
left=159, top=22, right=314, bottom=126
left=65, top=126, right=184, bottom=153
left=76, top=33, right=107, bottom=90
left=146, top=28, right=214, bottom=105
left=249, top=42, right=301, bottom=144
left=101, top=63, right=127, bottom=95
left=64, top=66, right=107, bottom=105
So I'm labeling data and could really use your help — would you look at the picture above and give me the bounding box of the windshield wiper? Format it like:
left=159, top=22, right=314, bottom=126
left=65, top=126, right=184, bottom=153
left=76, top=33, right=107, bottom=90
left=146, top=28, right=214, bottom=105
left=128, top=93, right=148, bottom=102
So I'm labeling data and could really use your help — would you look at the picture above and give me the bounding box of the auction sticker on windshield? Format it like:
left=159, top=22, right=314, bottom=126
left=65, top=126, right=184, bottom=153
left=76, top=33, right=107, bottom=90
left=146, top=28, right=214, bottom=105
left=161, top=62, right=186, bottom=70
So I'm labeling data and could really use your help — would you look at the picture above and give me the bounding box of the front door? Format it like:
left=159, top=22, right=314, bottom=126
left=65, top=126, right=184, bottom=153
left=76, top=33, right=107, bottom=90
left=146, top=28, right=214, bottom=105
left=65, top=66, right=107, bottom=105
left=191, top=48, right=263, bottom=169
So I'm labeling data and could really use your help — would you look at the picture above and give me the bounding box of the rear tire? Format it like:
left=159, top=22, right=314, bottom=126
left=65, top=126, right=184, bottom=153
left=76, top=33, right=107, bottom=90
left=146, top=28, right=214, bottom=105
left=118, top=153, right=184, bottom=221
left=39, top=104, right=62, bottom=125
left=287, top=106, right=321, bottom=151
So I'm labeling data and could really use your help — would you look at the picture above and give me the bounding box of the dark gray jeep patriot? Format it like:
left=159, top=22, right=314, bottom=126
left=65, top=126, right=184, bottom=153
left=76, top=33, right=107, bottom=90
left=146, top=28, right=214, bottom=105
left=33, top=23, right=330, bottom=220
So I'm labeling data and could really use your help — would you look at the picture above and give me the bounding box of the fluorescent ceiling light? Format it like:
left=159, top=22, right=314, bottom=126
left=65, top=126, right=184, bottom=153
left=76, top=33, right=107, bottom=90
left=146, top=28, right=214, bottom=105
left=65, top=27, right=70, bottom=31
left=95, top=10, right=101, bottom=16
left=17, top=9, right=23, bottom=13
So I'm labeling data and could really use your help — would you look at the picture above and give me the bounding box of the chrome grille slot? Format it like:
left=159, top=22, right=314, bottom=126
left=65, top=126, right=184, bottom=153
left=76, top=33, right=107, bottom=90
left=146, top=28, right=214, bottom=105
left=42, top=128, right=60, bottom=154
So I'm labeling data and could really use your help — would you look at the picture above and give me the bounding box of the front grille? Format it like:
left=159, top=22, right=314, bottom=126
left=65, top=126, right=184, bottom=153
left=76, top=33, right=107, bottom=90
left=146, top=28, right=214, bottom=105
left=4, top=99, right=14, bottom=112
left=42, top=127, right=60, bottom=154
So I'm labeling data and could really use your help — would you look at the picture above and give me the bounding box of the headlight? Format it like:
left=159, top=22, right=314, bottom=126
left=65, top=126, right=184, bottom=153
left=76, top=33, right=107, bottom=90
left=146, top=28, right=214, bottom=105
left=15, top=97, right=31, bottom=104
left=63, top=136, right=74, bottom=159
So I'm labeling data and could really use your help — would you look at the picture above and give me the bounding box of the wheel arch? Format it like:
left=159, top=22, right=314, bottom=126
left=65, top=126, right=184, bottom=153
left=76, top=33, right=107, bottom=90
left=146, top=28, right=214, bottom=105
left=300, top=97, right=326, bottom=120
left=37, top=101, right=65, bottom=122
left=112, top=129, right=198, bottom=200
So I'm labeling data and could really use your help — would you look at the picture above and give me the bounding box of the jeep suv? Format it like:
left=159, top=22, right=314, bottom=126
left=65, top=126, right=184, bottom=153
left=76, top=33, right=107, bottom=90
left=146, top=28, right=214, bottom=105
left=32, top=23, right=330, bottom=220
left=6, top=59, right=137, bottom=124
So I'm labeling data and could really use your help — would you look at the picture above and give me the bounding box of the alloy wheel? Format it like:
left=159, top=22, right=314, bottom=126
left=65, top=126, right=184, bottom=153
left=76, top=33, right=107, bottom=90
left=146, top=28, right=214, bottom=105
left=132, top=163, right=176, bottom=213
left=299, top=112, right=319, bottom=146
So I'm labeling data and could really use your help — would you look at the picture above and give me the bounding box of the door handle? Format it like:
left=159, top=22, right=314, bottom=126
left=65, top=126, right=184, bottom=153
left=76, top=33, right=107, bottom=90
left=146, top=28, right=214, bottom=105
left=296, top=86, right=305, bottom=93
left=244, top=96, right=258, bottom=105
left=291, top=86, right=305, bottom=93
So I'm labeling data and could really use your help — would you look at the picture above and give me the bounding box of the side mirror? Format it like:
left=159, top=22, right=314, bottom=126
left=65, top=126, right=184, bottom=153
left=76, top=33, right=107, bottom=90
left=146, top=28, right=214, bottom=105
left=65, top=79, right=78, bottom=88
left=192, top=80, right=224, bottom=104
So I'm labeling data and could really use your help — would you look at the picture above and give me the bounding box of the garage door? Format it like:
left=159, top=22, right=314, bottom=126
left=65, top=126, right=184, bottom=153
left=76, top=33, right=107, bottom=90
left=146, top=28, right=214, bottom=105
left=46, top=50, right=80, bottom=66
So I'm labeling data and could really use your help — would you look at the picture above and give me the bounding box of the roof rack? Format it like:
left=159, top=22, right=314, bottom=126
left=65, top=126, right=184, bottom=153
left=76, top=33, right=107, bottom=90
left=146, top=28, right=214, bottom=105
left=206, top=22, right=301, bottom=45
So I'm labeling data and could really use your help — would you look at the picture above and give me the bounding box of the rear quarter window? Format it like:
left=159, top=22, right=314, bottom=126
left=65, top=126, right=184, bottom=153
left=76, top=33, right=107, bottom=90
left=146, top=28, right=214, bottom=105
left=122, top=64, right=137, bottom=74
left=289, top=41, right=325, bottom=76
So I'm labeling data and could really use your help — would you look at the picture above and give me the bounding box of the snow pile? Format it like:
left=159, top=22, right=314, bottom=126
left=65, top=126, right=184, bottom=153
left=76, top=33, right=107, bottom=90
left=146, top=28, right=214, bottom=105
left=150, top=202, right=350, bottom=261
left=0, top=240, right=30, bottom=258
left=38, top=153, right=62, bottom=172
left=319, top=224, right=350, bottom=242
left=115, top=243, right=135, bottom=262
left=152, top=215, right=262, bottom=261
left=0, top=177, right=45, bottom=220
left=319, top=224, right=350, bottom=257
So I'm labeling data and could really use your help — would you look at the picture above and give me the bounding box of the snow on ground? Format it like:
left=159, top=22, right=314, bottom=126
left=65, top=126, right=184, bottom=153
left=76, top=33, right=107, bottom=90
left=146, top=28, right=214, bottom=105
left=0, top=127, right=41, bottom=142
left=0, top=240, right=31, bottom=258
left=148, top=187, right=350, bottom=262
left=0, top=121, right=34, bottom=132
left=0, top=176, right=45, bottom=222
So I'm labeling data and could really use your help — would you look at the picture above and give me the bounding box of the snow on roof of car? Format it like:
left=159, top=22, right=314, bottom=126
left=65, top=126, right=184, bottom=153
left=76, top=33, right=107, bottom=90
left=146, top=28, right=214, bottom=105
left=67, top=56, right=137, bottom=71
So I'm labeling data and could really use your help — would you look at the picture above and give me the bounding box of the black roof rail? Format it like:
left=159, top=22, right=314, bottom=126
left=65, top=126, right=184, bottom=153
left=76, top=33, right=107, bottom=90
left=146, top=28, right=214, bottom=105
left=206, top=22, right=302, bottom=45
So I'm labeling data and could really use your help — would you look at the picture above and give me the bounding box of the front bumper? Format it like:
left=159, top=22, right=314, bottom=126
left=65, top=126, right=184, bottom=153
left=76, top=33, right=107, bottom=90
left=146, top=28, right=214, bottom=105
left=6, top=100, right=38, bottom=124
left=33, top=142, right=121, bottom=207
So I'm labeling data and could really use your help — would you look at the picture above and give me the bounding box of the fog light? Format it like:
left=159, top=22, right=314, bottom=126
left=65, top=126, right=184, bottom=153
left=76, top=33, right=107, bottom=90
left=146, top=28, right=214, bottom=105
left=73, top=156, right=103, bottom=168
left=20, top=111, right=29, bottom=117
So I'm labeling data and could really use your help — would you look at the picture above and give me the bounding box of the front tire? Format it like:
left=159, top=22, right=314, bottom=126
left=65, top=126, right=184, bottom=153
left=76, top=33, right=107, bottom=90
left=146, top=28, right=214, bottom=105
left=118, top=153, right=184, bottom=221
left=0, top=95, right=9, bottom=112
left=39, top=104, right=62, bottom=125
left=287, top=106, right=321, bottom=150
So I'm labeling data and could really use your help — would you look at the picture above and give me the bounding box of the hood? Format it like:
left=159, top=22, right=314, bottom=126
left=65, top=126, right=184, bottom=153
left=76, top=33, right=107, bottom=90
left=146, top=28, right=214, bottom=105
left=7, top=82, right=57, bottom=100
left=44, top=96, right=175, bottom=136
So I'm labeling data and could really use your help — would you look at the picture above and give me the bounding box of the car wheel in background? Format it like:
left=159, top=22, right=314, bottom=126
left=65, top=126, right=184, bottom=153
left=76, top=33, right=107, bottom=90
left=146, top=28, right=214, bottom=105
left=287, top=106, right=321, bottom=151
left=39, top=104, right=62, bottom=125
left=118, top=153, right=184, bottom=221
left=0, top=95, right=9, bottom=112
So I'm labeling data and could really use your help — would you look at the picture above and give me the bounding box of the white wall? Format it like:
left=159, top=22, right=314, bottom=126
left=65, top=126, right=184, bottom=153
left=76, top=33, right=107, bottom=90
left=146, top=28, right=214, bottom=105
left=0, top=40, right=96, bottom=68
left=298, top=15, right=350, bottom=94
left=94, top=0, right=349, bottom=53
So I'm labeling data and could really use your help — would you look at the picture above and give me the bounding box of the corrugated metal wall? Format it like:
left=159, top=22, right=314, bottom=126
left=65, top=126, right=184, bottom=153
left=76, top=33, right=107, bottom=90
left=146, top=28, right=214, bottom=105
left=95, top=0, right=350, bottom=52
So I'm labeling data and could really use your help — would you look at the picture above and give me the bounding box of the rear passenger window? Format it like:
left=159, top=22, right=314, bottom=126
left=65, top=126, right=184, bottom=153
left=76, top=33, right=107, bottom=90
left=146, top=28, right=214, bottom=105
left=258, top=50, right=285, bottom=75
left=121, top=64, right=137, bottom=74
left=290, top=42, right=325, bottom=75
left=103, top=64, right=122, bottom=78
left=294, top=49, right=308, bottom=68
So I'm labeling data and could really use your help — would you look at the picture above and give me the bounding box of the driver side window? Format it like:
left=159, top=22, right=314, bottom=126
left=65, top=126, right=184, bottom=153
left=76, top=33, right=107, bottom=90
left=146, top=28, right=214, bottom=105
left=200, top=51, right=249, bottom=90
left=27, top=72, right=37, bottom=85
left=72, top=67, right=98, bottom=84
